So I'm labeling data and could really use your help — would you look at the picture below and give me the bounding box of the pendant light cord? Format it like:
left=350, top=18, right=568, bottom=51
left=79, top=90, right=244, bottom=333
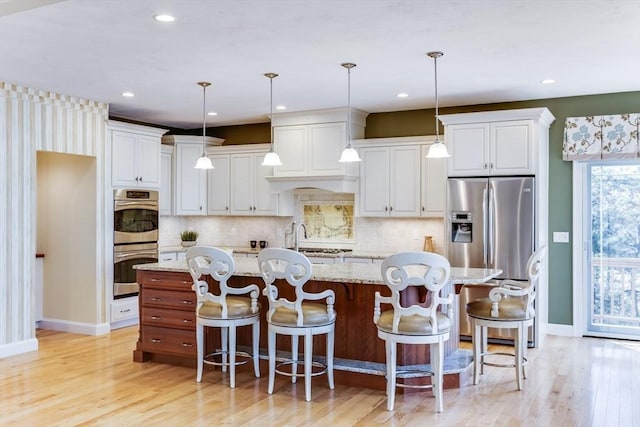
left=341, top=63, right=356, bottom=149
left=202, top=84, right=206, bottom=154
left=433, top=54, right=440, bottom=141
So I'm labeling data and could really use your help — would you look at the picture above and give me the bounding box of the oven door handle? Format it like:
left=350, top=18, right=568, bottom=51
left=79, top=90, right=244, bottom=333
left=114, top=250, right=158, bottom=262
left=114, top=200, right=159, bottom=211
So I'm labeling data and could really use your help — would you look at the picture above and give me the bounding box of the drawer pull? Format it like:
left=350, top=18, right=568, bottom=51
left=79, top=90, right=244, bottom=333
left=149, top=278, right=161, bottom=282
left=182, top=319, right=193, bottom=323
left=181, top=280, right=192, bottom=284
left=151, top=297, right=163, bottom=301
left=181, top=300, right=194, bottom=305
left=151, top=316, right=162, bottom=320
left=120, top=308, right=131, bottom=313
left=181, top=343, right=194, bottom=348
left=150, top=338, right=162, bottom=343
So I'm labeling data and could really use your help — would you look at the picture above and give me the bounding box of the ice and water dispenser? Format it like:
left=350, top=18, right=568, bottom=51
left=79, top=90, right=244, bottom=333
left=450, top=211, right=473, bottom=243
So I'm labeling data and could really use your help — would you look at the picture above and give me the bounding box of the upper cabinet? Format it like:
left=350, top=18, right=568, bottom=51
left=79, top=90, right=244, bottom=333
left=439, top=108, right=556, bottom=177
left=161, top=135, right=224, bottom=216
left=268, top=108, right=368, bottom=193
left=109, top=121, right=167, bottom=189
left=229, top=151, right=279, bottom=216
left=354, top=136, right=446, bottom=218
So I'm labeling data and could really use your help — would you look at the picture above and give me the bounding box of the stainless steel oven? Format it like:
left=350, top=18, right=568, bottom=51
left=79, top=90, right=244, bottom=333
left=114, top=189, right=159, bottom=244
left=114, top=242, right=158, bottom=299
left=113, top=189, right=159, bottom=299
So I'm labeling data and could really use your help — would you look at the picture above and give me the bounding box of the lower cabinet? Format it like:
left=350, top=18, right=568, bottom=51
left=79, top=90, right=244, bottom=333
left=133, top=270, right=197, bottom=361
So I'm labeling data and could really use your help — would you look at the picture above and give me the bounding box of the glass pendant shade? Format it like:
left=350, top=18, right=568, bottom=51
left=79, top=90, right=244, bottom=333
left=339, top=146, right=361, bottom=162
left=194, top=155, right=214, bottom=169
left=194, top=81, right=214, bottom=169
left=426, top=139, right=450, bottom=158
left=262, top=150, right=282, bottom=166
left=425, top=51, right=450, bottom=159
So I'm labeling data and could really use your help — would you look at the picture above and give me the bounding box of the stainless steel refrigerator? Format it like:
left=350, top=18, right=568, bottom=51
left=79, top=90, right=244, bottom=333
left=447, top=176, right=535, bottom=345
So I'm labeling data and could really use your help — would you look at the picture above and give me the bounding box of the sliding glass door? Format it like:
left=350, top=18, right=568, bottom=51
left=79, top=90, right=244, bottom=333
left=587, top=162, right=640, bottom=339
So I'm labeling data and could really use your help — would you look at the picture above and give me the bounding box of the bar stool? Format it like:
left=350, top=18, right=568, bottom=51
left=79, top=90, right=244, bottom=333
left=466, top=245, right=547, bottom=390
left=257, top=248, right=336, bottom=402
left=186, top=246, right=261, bottom=388
left=374, top=251, right=453, bottom=412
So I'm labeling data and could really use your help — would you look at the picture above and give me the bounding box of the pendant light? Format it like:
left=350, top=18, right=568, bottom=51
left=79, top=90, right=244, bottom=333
left=425, top=51, right=450, bottom=158
left=194, top=81, right=214, bottom=169
left=339, top=62, right=361, bottom=163
left=261, top=72, right=282, bottom=166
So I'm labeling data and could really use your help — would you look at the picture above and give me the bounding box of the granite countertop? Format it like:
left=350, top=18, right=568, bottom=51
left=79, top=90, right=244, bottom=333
left=136, top=257, right=502, bottom=286
left=160, top=245, right=394, bottom=259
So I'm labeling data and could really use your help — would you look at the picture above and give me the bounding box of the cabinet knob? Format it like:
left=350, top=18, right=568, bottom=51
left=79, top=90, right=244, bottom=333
left=225, top=206, right=228, bottom=211
left=389, top=206, right=393, bottom=212
left=484, top=163, right=488, bottom=169
left=139, top=176, right=143, bottom=181
left=490, top=163, right=494, bottom=169
left=384, top=206, right=388, bottom=212
left=199, top=206, right=202, bottom=211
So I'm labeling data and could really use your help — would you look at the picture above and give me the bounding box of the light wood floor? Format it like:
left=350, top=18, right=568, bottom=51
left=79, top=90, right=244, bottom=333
left=2, top=327, right=639, bottom=426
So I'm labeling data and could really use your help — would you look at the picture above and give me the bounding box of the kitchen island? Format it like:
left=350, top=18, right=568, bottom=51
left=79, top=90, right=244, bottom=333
left=133, top=257, right=501, bottom=389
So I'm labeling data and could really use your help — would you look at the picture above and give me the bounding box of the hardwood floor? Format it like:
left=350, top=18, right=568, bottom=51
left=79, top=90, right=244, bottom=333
left=1, top=327, right=639, bottom=426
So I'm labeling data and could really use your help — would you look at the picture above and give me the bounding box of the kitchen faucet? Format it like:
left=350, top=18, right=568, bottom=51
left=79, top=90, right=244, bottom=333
left=287, top=221, right=307, bottom=252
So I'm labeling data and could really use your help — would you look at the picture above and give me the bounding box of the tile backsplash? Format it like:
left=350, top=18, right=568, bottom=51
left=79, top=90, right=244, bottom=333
left=161, top=189, right=444, bottom=253
left=161, top=214, right=445, bottom=254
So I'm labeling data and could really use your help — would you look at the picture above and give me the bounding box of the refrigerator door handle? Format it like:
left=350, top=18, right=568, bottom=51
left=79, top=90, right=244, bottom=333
left=487, top=184, right=494, bottom=267
left=483, top=185, right=488, bottom=267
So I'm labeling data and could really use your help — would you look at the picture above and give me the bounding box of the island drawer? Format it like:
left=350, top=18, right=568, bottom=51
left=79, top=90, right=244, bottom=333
left=142, top=307, right=196, bottom=330
left=141, top=289, right=196, bottom=309
left=140, top=325, right=196, bottom=357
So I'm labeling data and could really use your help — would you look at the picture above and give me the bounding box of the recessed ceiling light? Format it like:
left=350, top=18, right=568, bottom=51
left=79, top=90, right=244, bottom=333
left=208, top=111, right=217, bottom=116
left=154, top=14, right=175, bottom=22
left=276, top=105, right=287, bottom=110
left=121, top=91, right=135, bottom=97
left=541, top=79, right=556, bottom=85
left=396, top=92, right=409, bottom=98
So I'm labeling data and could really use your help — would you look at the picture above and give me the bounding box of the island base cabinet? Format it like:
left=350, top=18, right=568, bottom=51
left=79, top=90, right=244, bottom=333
left=133, top=270, right=464, bottom=389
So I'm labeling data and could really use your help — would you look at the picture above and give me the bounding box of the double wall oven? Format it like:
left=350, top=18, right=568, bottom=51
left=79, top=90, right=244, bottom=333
left=113, top=189, right=159, bottom=299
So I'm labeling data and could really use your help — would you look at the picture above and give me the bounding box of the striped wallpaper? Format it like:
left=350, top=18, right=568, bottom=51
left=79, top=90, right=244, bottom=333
left=0, top=82, right=108, bottom=357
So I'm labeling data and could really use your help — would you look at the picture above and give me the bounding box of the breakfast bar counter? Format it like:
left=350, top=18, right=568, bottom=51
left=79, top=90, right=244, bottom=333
left=133, top=257, right=501, bottom=389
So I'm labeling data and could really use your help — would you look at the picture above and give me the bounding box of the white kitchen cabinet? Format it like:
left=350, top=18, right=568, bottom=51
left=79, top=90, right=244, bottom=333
left=110, top=121, right=166, bottom=189
left=442, top=114, right=540, bottom=177
left=273, top=122, right=347, bottom=177
left=359, top=144, right=421, bottom=217
left=207, top=154, right=231, bottom=215
left=162, top=135, right=224, bottom=216
left=421, top=144, right=446, bottom=217
left=110, top=296, right=139, bottom=329
left=159, top=145, right=173, bottom=215
left=270, top=108, right=368, bottom=180
left=159, top=251, right=185, bottom=262
left=229, top=152, right=277, bottom=216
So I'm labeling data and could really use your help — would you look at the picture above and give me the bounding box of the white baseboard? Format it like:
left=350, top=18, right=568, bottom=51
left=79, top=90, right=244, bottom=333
left=38, top=318, right=111, bottom=336
left=0, top=338, right=38, bottom=358
left=546, top=323, right=577, bottom=337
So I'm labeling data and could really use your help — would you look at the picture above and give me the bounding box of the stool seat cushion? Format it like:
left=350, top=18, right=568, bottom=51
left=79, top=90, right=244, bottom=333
left=466, top=297, right=529, bottom=321
left=269, top=302, right=335, bottom=327
left=376, top=310, right=452, bottom=335
left=199, top=296, right=259, bottom=319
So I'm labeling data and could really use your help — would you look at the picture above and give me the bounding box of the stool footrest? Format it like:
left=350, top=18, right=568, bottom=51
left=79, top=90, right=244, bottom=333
left=479, top=351, right=528, bottom=369
left=275, top=360, right=328, bottom=378
left=203, top=350, right=253, bottom=368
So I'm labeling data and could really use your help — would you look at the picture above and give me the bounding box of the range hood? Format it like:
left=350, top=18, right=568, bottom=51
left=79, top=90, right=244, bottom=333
left=265, top=174, right=358, bottom=193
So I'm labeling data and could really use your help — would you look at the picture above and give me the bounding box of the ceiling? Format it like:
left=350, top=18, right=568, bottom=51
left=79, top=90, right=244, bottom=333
left=1, top=0, right=639, bottom=130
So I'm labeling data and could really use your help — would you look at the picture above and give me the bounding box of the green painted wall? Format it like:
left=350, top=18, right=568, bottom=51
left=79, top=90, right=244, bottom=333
left=180, top=91, right=640, bottom=325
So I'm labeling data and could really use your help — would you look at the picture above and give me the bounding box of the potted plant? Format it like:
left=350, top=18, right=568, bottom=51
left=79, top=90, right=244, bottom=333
left=180, top=230, right=199, bottom=247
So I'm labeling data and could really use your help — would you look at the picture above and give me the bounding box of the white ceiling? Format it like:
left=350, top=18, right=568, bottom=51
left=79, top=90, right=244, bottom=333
left=1, top=0, right=639, bottom=129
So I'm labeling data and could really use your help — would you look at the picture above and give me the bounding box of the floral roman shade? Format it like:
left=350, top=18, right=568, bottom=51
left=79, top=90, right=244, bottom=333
left=563, top=114, right=640, bottom=161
